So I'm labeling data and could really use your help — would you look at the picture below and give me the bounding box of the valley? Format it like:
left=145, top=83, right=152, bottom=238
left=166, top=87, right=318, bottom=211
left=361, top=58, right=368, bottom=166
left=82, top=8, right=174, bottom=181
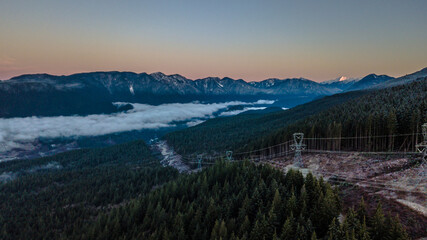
left=152, top=140, right=190, bottom=173
left=0, top=67, right=426, bottom=239
left=2, top=2, right=426, bottom=239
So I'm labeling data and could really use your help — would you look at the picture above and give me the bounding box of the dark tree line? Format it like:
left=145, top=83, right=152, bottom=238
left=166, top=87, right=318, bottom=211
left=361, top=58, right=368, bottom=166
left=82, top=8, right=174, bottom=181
left=165, top=79, right=426, bottom=159
left=72, top=161, right=409, bottom=240
left=241, top=78, right=427, bottom=156
left=164, top=91, right=366, bottom=157
left=1, top=79, right=423, bottom=239
left=0, top=141, right=178, bottom=240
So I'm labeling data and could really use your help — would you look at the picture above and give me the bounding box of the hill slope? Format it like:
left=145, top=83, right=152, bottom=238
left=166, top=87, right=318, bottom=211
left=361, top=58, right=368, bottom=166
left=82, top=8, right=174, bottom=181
left=376, top=67, right=427, bottom=88
left=244, top=77, right=427, bottom=153
left=0, top=141, right=178, bottom=240
left=73, top=161, right=409, bottom=240
left=346, top=74, right=393, bottom=91
left=164, top=77, right=427, bottom=156
left=163, top=91, right=367, bottom=156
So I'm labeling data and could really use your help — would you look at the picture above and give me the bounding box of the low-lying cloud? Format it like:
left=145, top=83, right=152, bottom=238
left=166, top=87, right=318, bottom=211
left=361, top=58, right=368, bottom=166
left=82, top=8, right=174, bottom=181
left=219, top=107, right=267, bottom=116
left=253, top=100, right=275, bottom=105
left=0, top=100, right=274, bottom=152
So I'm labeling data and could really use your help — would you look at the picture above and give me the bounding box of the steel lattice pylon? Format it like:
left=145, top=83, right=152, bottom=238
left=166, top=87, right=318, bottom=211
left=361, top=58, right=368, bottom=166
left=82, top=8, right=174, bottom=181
left=416, top=123, right=427, bottom=161
left=226, top=151, right=233, bottom=161
left=197, top=155, right=203, bottom=170
left=290, top=133, right=306, bottom=167
left=411, top=123, right=427, bottom=190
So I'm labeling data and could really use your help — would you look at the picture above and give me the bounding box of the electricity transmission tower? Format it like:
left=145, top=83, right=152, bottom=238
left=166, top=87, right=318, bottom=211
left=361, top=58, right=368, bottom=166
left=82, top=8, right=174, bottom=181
left=226, top=151, right=233, bottom=161
left=290, top=133, right=306, bottom=167
left=408, top=123, right=427, bottom=190
left=197, top=155, right=203, bottom=170
left=416, top=123, right=427, bottom=162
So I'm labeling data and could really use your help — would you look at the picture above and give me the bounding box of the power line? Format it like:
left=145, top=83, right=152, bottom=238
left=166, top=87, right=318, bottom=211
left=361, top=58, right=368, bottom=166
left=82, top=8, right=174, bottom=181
left=305, top=149, right=419, bottom=155
left=179, top=132, right=423, bottom=161
left=233, top=140, right=293, bottom=156
left=304, top=132, right=423, bottom=140
left=166, top=124, right=427, bottom=194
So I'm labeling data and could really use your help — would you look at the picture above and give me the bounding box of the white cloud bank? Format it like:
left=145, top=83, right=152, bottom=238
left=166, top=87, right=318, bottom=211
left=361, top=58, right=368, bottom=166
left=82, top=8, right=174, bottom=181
left=0, top=100, right=274, bottom=152
left=219, top=107, right=267, bottom=116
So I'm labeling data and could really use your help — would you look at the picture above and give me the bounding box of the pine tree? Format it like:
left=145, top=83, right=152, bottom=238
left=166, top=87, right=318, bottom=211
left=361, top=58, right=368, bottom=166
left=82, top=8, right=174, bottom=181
left=249, top=188, right=263, bottom=219
left=286, top=191, right=298, bottom=216
left=267, top=207, right=278, bottom=237
left=370, top=202, right=386, bottom=240
left=238, top=195, right=250, bottom=223
left=344, top=207, right=360, bottom=234
left=311, top=231, right=317, bottom=240
left=211, top=220, right=220, bottom=240
left=350, top=229, right=357, bottom=240
left=250, top=218, right=263, bottom=240
left=162, top=228, right=171, bottom=240
left=295, top=222, right=307, bottom=240
left=304, top=172, right=316, bottom=207
left=357, top=197, right=368, bottom=223
left=192, top=224, right=203, bottom=240
left=327, top=218, right=341, bottom=240
left=268, top=189, right=281, bottom=231
left=387, top=215, right=410, bottom=240
left=271, top=189, right=282, bottom=221
left=206, top=198, right=218, bottom=229
left=280, top=214, right=294, bottom=240
left=272, top=230, right=279, bottom=240
left=219, top=220, right=228, bottom=240
left=239, top=216, right=251, bottom=237
left=299, top=185, right=308, bottom=218
left=358, top=217, right=371, bottom=240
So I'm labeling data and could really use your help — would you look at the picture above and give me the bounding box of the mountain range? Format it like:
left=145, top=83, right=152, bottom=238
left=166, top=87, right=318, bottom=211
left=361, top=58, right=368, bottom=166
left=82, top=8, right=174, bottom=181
left=1, top=72, right=339, bottom=97
left=0, top=67, right=426, bottom=118
left=319, top=76, right=360, bottom=90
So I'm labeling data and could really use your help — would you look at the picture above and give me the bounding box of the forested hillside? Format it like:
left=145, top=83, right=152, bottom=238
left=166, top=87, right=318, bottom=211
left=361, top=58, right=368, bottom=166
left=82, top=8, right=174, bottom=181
left=0, top=141, right=178, bottom=240
left=73, top=161, right=409, bottom=240
left=1, top=77, right=424, bottom=240
left=165, top=78, right=426, bottom=157
left=1, top=79, right=421, bottom=239
left=244, top=78, right=427, bottom=153
left=164, top=91, right=366, bottom=156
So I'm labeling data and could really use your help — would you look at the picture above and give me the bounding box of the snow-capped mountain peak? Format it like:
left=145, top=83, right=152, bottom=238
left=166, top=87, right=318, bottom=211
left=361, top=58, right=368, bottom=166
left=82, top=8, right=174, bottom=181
left=321, top=76, right=360, bottom=84
left=339, top=76, right=348, bottom=81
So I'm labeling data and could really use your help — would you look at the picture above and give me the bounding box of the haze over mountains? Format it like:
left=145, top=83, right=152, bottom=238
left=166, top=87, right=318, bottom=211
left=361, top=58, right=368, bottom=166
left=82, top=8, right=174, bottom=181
left=2, top=68, right=426, bottom=118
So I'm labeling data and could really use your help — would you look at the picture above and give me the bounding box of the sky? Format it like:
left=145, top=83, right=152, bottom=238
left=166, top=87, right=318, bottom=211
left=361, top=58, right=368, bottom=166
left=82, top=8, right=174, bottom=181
left=1, top=0, right=426, bottom=82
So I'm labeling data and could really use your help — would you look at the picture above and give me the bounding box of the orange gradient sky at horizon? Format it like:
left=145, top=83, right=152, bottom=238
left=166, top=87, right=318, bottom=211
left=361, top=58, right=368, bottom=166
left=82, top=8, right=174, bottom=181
left=1, top=0, right=426, bottom=82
